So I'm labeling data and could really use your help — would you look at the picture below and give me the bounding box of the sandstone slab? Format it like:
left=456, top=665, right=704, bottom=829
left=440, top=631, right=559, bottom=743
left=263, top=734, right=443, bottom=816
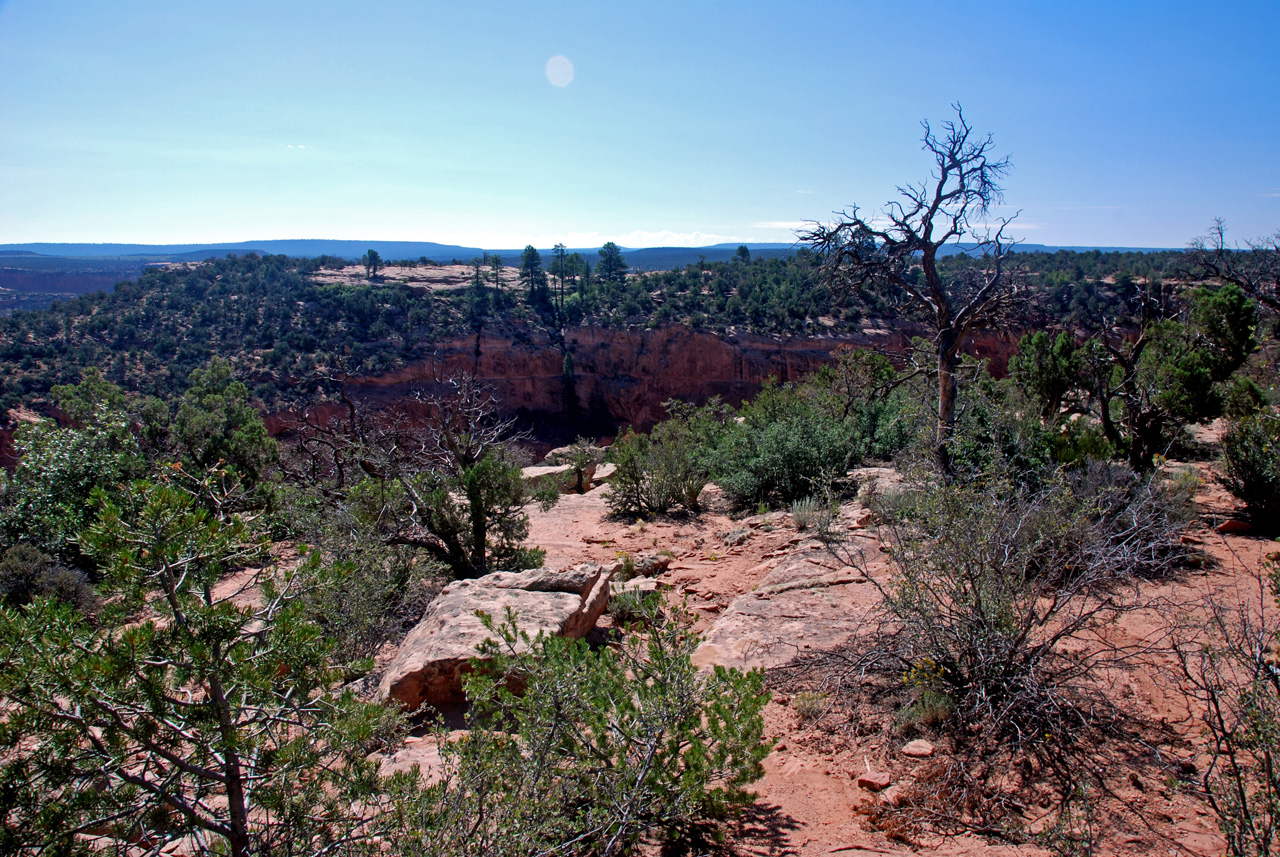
left=379, top=563, right=614, bottom=711
left=691, top=554, right=879, bottom=671
left=522, top=463, right=596, bottom=494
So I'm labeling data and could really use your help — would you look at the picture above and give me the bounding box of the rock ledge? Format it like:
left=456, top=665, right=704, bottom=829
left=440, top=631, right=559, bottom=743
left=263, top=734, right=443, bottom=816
left=379, top=561, right=619, bottom=711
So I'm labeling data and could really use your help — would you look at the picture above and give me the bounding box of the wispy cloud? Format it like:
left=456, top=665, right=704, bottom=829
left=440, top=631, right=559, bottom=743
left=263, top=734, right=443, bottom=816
left=750, top=220, right=806, bottom=230
left=282, top=144, right=311, bottom=150
left=795, top=190, right=814, bottom=194
left=993, top=204, right=1119, bottom=212
left=525, top=229, right=744, bottom=248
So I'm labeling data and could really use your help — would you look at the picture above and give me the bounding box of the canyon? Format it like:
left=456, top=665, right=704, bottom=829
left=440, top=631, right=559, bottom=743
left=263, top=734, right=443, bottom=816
left=264, top=321, right=1021, bottom=444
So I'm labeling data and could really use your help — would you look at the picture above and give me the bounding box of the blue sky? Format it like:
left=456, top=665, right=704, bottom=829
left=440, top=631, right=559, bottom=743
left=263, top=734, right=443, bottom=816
left=1, top=1, right=1277, bottom=249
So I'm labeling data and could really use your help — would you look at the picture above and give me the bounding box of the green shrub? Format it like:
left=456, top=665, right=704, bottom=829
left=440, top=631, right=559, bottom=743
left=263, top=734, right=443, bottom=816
left=812, top=347, right=923, bottom=461
left=606, top=400, right=729, bottom=516
left=300, top=543, right=441, bottom=665
left=1221, top=413, right=1280, bottom=526
left=713, top=381, right=855, bottom=509
left=0, top=544, right=96, bottom=612
left=386, top=609, right=772, bottom=854
left=838, top=464, right=1186, bottom=836
left=790, top=496, right=822, bottom=530
left=0, top=404, right=140, bottom=563
left=792, top=690, right=828, bottom=724
left=1222, top=377, right=1268, bottom=419
left=939, top=374, right=1059, bottom=483
left=608, top=585, right=662, bottom=625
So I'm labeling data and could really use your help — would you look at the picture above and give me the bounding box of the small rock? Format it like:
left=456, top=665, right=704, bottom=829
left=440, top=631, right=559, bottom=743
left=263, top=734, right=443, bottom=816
left=632, top=551, right=673, bottom=577
left=857, top=770, right=892, bottom=791
left=901, top=739, right=935, bottom=758
left=1217, top=519, right=1252, bottom=534
left=774, top=742, right=787, bottom=752
left=1180, top=533, right=1205, bottom=545
left=612, top=577, right=659, bottom=596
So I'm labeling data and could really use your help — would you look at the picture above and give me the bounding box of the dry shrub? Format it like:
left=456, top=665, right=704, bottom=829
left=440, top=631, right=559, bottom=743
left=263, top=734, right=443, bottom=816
left=779, top=460, right=1190, bottom=843
left=1173, top=550, right=1280, bottom=857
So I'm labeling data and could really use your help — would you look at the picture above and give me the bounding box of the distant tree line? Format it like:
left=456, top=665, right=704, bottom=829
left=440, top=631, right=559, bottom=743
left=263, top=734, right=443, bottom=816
left=0, top=242, right=1212, bottom=419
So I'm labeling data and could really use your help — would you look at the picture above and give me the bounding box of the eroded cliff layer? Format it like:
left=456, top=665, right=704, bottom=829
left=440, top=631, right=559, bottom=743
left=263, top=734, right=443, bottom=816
left=267, top=322, right=1017, bottom=441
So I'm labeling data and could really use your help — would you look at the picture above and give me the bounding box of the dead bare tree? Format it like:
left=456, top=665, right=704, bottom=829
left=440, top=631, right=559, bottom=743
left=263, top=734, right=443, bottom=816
left=801, top=105, right=1023, bottom=477
left=1186, top=219, right=1280, bottom=313
left=279, top=374, right=555, bottom=579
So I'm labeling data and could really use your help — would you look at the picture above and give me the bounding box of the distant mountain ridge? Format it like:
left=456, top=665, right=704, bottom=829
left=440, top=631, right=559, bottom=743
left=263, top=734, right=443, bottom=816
left=0, top=238, right=1178, bottom=266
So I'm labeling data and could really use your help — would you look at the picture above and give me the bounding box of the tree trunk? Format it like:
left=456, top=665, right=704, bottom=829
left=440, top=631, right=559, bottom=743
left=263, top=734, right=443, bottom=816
left=207, top=669, right=251, bottom=857
left=467, top=474, right=487, bottom=576
left=936, top=333, right=959, bottom=478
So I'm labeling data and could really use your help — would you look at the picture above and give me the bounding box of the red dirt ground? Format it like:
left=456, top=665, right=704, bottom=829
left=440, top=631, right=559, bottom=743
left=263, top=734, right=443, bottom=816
left=521, top=460, right=1275, bottom=857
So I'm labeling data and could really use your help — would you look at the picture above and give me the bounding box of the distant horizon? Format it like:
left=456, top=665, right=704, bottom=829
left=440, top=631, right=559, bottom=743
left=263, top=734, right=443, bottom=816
left=0, top=237, right=1184, bottom=260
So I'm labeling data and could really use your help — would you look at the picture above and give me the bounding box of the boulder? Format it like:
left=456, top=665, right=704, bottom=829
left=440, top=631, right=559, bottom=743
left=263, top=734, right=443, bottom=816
left=543, top=443, right=605, bottom=467
left=612, top=577, right=660, bottom=597
left=522, top=463, right=596, bottom=494
left=379, top=562, right=616, bottom=711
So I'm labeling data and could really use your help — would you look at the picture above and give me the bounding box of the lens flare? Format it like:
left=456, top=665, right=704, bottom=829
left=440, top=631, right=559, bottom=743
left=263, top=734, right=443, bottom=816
left=545, top=55, right=574, bottom=87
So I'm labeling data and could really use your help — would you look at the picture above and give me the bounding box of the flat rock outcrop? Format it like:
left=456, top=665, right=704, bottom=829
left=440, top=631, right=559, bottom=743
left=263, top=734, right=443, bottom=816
left=379, top=561, right=618, bottom=711
left=691, top=545, right=885, bottom=672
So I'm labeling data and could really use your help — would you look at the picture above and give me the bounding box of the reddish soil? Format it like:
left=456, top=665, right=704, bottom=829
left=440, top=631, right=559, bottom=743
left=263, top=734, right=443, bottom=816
left=522, top=462, right=1276, bottom=857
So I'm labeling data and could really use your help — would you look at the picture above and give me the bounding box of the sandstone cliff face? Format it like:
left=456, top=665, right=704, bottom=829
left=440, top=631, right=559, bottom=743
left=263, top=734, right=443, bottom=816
left=2, top=323, right=1020, bottom=464
left=266, top=322, right=1020, bottom=439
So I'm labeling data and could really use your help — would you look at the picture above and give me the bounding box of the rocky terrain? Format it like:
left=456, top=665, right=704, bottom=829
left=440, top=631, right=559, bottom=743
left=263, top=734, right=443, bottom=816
left=374, top=454, right=1272, bottom=857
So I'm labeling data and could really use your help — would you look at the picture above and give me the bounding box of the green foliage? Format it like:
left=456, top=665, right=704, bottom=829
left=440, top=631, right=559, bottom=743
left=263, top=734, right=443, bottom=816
left=0, top=253, right=464, bottom=413
left=811, top=347, right=922, bottom=461
left=1067, top=283, right=1260, bottom=470
left=1220, top=413, right=1280, bottom=526
left=1010, top=330, right=1081, bottom=421
left=283, top=377, right=554, bottom=580
left=596, top=241, right=629, bottom=285
left=606, top=400, right=730, bottom=516
left=558, top=436, right=603, bottom=493
left=1191, top=283, right=1258, bottom=382
left=0, top=543, right=95, bottom=612
left=0, top=401, right=140, bottom=562
left=362, top=247, right=384, bottom=279
left=0, top=471, right=401, bottom=856
left=0, top=246, right=1221, bottom=421
left=713, top=381, right=856, bottom=509
left=385, top=609, right=771, bottom=854
left=1223, top=377, right=1269, bottom=419
left=292, top=510, right=442, bottom=664
left=934, top=373, right=1062, bottom=483
left=608, top=583, right=661, bottom=625
left=789, top=496, right=829, bottom=531
left=168, top=357, right=278, bottom=491
left=519, top=244, right=551, bottom=314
